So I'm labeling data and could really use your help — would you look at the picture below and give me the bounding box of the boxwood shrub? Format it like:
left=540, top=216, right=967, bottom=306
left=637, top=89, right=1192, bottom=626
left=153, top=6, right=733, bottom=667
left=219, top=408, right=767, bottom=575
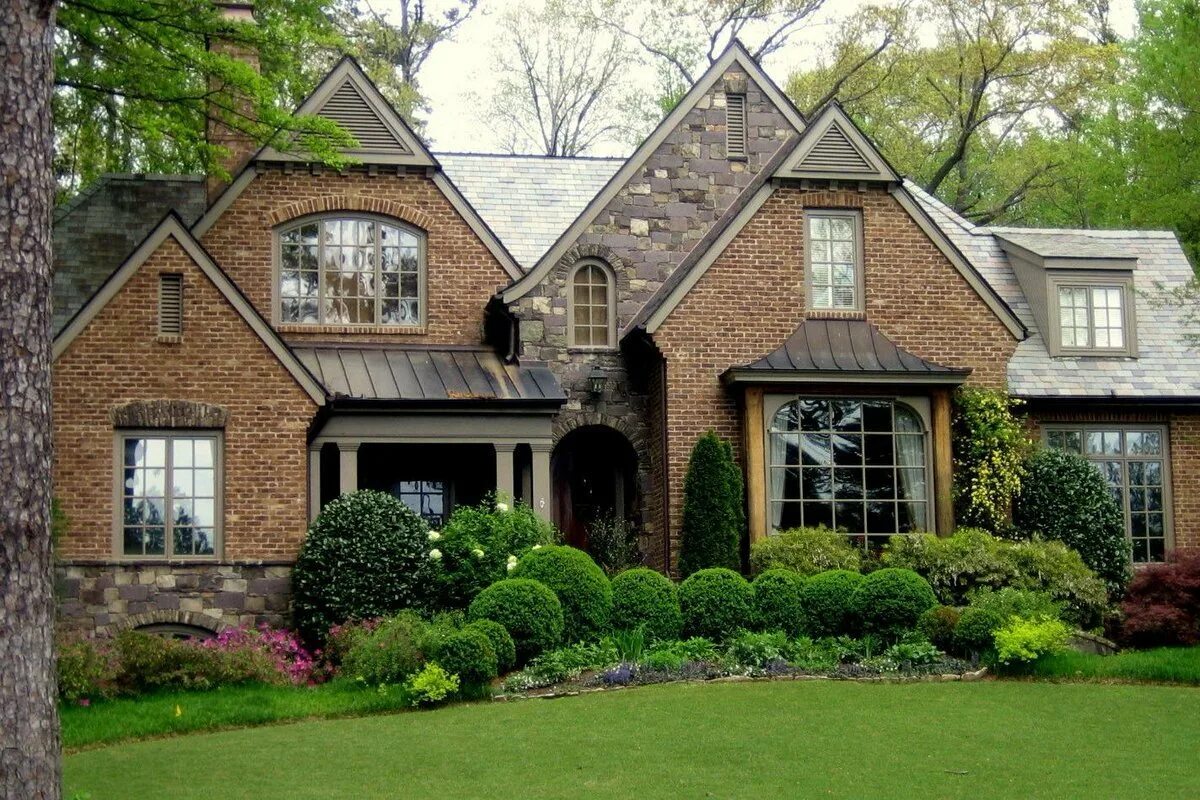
left=749, top=527, right=862, bottom=577
left=610, top=568, right=682, bottom=643
left=292, top=490, right=431, bottom=643
left=468, top=578, right=564, bottom=664
left=465, top=619, right=516, bottom=673
left=343, top=611, right=431, bottom=686
left=512, top=546, right=612, bottom=641
left=917, top=605, right=961, bottom=653
left=955, top=607, right=1004, bottom=657
left=751, top=569, right=806, bottom=636
left=798, top=569, right=865, bottom=637
left=434, top=627, right=498, bottom=687
left=851, top=568, right=938, bottom=638
left=678, top=568, right=753, bottom=641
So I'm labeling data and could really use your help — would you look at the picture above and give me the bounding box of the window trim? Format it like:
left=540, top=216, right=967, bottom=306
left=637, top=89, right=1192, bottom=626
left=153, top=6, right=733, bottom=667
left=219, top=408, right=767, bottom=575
left=271, top=212, right=428, bottom=330
left=112, top=430, right=224, bottom=561
left=804, top=209, right=865, bottom=314
left=1042, top=423, right=1173, bottom=563
left=566, top=258, right=617, bottom=350
left=1046, top=273, right=1137, bottom=358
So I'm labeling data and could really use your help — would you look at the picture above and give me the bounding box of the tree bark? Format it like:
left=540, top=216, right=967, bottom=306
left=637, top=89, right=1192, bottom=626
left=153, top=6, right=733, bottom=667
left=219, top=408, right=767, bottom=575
left=0, top=2, right=61, bottom=800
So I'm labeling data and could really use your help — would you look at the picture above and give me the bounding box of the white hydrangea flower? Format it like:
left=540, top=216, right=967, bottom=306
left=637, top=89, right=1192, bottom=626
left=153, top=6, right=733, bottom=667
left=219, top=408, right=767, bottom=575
left=506, top=554, right=518, bottom=571
left=427, top=530, right=441, bottom=542
left=429, top=548, right=442, bottom=560
left=532, top=544, right=542, bottom=550
left=495, top=501, right=509, bottom=512
left=472, top=548, right=485, bottom=558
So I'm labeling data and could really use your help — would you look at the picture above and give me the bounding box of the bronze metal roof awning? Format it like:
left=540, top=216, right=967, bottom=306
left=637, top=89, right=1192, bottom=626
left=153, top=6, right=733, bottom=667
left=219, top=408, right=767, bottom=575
left=293, top=345, right=566, bottom=408
left=723, top=318, right=971, bottom=386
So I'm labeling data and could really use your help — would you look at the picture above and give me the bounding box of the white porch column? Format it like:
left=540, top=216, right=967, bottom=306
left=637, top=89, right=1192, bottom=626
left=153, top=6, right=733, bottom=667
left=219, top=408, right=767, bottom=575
left=531, top=443, right=552, bottom=521
left=338, top=441, right=359, bottom=496
left=308, top=446, right=322, bottom=522
left=494, top=443, right=516, bottom=504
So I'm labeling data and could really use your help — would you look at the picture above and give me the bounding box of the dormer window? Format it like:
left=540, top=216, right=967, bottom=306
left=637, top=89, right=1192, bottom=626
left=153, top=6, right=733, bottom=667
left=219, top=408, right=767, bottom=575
left=1049, top=277, right=1135, bottom=357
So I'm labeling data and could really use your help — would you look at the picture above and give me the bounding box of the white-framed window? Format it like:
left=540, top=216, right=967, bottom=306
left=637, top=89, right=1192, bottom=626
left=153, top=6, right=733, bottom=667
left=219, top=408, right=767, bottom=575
left=116, top=432, right=221, bottom=558
left=1057, top=284, right=1126, bottom=350
left=568, top=260, right=615, bottom=349
left=806, top=211, right=863, bottom=312
left=277, top=215, right=424, bottom=327
left=1045, top=425, right=1171, bottom=563
left=766, top=397, right=930, bottom=548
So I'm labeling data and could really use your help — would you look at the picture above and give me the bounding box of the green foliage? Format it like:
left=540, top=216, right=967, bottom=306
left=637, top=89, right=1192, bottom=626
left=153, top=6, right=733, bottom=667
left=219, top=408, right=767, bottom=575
left=727, top=630, right=790, bottom=668
left=850, top=568, right=938, bottom=638
left=797, top=570, right=866, bottom=638
left=434, top=627, right=498, bottom=688
left=967, top=588, right=1063, bottom=623
left=509, top=641, right=620, bottom=689
left=112, top=630, right=279, bottom=693
left=512, top=545, right=612, bottom=641
left=587, top=513, right=641, bottom=576
left=292, top=490, right=432, bottom=643
left=952, top=388, right=1029, bottom=532
left=1014, top=449, right=1132, bottom=594
left=1030, top=646, right=1200, bottom=685
left=993, top=617, right=1071, bottom=667
left=678, top=431, right=744, bottom=576
left=468, top=578, right=564, bottom=664
left=749, top=526, right=862, bottom=577
left=343, top=611, right=432, bottom=687
left=751, top=569, right=806, bottom=636
left=464, top=620, right=516, bottom=674
left=607, top=626, right=646, bottom=663
left=57, top=636, right=119, bottom=702
left=610, top=568, right=682, bottom=643
left=640, top=637, right=720, bottom=671
left=678, top=568, right=753, bottom=641
left=917, top=606, right=962, bottom=653
left=404, top=663, right=459, bottom=707
left=955, top=607, right=1004, bottom=657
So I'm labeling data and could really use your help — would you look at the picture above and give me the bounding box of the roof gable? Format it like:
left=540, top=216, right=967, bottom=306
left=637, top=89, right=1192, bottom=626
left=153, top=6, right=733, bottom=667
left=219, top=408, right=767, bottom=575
left=775, top=103, right=899, bottom=183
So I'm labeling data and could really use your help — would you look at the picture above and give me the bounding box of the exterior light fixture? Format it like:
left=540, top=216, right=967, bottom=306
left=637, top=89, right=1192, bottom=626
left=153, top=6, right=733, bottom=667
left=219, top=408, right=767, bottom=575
left=588, top=366, right=606, bottom=397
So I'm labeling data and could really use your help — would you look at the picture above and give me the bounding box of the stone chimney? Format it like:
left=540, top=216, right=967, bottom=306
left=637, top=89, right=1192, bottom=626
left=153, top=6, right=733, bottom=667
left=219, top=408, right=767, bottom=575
left=206, top=1, right=259, bottom=203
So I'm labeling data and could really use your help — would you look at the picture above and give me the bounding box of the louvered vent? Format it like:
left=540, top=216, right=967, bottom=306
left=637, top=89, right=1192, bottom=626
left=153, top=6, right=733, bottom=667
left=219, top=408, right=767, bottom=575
left=801, top=124, right=873, bottom=172
left=320, top=81, right=407, bottom=152
left=725, top=93, right=747, bottom=159
left=158, top=273, right=183, bottom=336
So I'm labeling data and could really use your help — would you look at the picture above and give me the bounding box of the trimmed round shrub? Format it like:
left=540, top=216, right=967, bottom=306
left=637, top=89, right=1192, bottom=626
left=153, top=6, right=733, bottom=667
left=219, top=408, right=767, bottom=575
left=751, top=569, right=806, bottom=636
left=749, top=527, right=862, bottom=577
left=678, top=568, right=753, bottom=641
left=434, top=627, right=498, bottom=687
left=292, top=490, right=431, bottom=643
left=468, top=578, right=563, bottom=664
left=917, top=605, right=962, bottom=653
left=851, top=568, right=938, bottom=637
left=512, top=546, right=612, bottom=641
left=798, top=569, right=866, bottom=637
left=1014, top=448, right=1132, bottom=594
left=955, top=607, right=1004, bottom=657
left=610, top=568, right=682, bottom=643
left=465, top=619, right=516, bottom=673
left=343, top=611, right=431, bottom=686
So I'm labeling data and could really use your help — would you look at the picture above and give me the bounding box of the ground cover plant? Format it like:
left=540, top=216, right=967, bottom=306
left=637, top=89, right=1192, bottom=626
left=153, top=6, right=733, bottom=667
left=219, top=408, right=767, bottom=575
left=1029, top=646, right=1200, bottom=685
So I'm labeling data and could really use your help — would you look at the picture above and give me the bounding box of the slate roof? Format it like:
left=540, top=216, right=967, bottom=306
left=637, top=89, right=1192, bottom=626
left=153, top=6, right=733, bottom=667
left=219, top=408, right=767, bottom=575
left=435, top=152, right=623, bottom=268
left=291, top=345, right=565, bottom=405
left=993, top=230, right=1136, bottom=260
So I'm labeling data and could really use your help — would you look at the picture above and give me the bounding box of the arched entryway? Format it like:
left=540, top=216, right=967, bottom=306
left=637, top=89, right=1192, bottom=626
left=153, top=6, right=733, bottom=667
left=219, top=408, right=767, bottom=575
left=552, top=425, right=638, bottom=550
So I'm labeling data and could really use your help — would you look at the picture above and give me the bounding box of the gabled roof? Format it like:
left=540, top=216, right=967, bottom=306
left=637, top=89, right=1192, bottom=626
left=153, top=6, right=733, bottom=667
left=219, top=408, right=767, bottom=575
left=500, top=40, right=807, bottom=303
left=774, top=103, right=899, bottom=183
left=52, top=214, right=327, bottom=405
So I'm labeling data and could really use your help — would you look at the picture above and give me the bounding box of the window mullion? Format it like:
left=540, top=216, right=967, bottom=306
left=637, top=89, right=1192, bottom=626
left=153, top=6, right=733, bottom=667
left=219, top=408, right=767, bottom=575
left=164, top=437, right=173, bottom=559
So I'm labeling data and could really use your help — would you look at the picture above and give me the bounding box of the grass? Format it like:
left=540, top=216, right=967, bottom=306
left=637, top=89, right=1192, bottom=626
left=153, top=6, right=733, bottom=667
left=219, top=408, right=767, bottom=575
left=1029, top=646, right=1200, bottom=684
left=64, top=680, right=1200, bottom=799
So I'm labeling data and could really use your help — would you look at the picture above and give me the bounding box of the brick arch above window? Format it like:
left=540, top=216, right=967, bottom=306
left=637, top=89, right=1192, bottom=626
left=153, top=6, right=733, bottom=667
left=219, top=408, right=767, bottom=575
left=266, top=195, right=434, bottom=232
left=116, top=609, right=226, bottom=636
left=551, top=243, right=628, bottom=282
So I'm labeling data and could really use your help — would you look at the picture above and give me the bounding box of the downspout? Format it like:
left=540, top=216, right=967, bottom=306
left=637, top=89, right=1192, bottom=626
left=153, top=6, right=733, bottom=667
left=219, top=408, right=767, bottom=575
left=505, top=314, right=519, bottom=364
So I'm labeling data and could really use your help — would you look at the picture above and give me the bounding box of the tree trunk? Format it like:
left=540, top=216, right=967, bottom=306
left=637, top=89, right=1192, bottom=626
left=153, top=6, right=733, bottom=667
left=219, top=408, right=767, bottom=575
left=0, top=2, right=61, bottom=800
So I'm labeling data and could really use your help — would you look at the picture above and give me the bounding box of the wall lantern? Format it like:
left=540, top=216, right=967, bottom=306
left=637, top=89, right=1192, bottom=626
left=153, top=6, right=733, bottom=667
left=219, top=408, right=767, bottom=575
left=588, top=366, right=607, bottom=397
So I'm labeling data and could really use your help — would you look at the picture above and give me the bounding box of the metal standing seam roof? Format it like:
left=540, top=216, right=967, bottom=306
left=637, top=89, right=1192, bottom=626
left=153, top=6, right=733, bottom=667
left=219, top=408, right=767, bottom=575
left=291, top=345, right=565, bottom=404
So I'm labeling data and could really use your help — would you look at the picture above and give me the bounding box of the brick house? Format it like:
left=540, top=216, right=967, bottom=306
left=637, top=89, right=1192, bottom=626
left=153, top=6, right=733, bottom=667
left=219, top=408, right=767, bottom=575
left=51, top=33, right=1200, bottom=636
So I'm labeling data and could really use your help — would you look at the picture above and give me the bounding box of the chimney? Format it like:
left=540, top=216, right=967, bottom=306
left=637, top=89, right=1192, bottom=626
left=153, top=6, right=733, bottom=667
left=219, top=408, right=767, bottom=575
left=206, top=1, right=259, bottom=203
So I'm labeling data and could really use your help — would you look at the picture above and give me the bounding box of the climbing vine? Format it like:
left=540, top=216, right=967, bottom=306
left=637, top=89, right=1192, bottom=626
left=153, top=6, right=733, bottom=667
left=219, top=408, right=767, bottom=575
left=951, top=387, right=1031, bottom=534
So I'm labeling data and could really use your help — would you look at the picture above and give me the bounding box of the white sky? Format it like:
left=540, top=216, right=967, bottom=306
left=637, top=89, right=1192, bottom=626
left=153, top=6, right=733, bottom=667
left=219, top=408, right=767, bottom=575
left=377, top=0, right=1139, bottom=155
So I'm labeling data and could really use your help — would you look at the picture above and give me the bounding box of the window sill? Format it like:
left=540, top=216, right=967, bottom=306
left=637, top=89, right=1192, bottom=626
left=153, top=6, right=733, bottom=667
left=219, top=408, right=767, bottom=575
left=568, top=346, right=619, bottom=355
left=156, top=334, right=184, bottom=345
left=805, top=309, right=866, bottom=320
left=277, top=323, right=427, bottom=336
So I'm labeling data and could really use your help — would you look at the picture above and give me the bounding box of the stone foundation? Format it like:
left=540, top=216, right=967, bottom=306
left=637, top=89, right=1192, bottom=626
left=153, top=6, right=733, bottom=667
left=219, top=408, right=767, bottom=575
left=55, top=563, right=293, bottom=636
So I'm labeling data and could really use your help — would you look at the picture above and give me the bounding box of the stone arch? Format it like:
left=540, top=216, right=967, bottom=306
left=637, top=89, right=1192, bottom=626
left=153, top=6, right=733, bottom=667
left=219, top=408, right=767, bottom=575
left=116, top=609, right=225, bottom=636
left=551, top=423, right=641, bottom=551
left=552, top=411, right=645, bottom=454
left=550, top=243, right=630, bottom=283
left=110, top=399, right=227, bottom=429
left=266, top=195, right=434, bottom=231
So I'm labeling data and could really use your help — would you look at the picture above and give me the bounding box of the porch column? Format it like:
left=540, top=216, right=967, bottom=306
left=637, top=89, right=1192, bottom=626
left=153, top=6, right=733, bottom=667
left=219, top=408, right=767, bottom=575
left=494, top=443, right=516, bottom=503
left=931, top=389, right=955, bottom=536
left=744, top=387, right=767, bottom=543
left=308, top=446, right=322, bottom=522
left=338, top=441, right=359, bottom=496
left=531, top=442, right=552, bottom=521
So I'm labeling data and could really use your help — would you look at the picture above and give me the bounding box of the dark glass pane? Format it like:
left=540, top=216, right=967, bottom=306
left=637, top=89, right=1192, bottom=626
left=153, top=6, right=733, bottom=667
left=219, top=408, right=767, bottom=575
left=898, top=502, right=927, bottom=533
left=801, top=502, right=832, bottom=530
left=123, top=528, right=143, bottom=555
left=1147, top=513, right=1164, bottom=535
left=1130, top=488, right=1145, bottom=513
left=1144, top=461, right=1163, bottom=486
left=194, top=529, right=215, bottom=556
left=1130, top=538, right=1148, bottom=563
left=802, top=468, right=832, bottom=500
left=862, top=401, right=893, bottom=432
left=1146, top=488, right=1163, bottom=512
left=280, top=298, right=300, bottom=322
left=798, top=399, right=830, bottom=431
left=772, top=402, right=800, bottom=432
left=832, top=434, right=863, bottom=466
left=865, top=468, right=896, bottom=499
left=864, top=434, right=894, bottom=466
left=835, top=501, right=865, bottom=534
left=800, top=433, right=832, bottom=466
left=775, top=502, right=803, bottom=530
left=146, top=527, right=165, bottom=556
left=867, top=502, right=897, bottom=534
left=833, top=468, right=863, bottom=499
left=1047, top=430, right=1065, bottom=449
left=1062, top=431, right=1082, bottom=453
left=1098, top=461, right=1122, bottom=486
left=830, top=400, right=862, bottom=432
left=174, top=526, right=194, bottom=555
left=1148, top=537, right=1166, bottom=562
left=1130, top=514, right=1146, bottom=535
left=1127, top=462, right=1145, bottom=485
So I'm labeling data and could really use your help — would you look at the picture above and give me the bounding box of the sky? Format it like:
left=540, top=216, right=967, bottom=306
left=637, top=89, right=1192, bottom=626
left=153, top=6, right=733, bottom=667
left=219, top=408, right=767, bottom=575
left=376, top=0, right=1139, bottom=156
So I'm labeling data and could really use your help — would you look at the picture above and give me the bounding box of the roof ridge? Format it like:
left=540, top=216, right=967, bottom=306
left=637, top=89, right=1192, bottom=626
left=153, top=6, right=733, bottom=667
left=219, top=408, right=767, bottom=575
left=435, top=151, right=627, bottom=162
left=985, top=225, right=1177, bottom=238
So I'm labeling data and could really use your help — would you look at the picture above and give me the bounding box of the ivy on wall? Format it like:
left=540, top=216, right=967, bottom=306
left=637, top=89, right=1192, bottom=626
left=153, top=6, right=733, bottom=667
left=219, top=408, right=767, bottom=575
left=951, top=387, right=1031, bottom=535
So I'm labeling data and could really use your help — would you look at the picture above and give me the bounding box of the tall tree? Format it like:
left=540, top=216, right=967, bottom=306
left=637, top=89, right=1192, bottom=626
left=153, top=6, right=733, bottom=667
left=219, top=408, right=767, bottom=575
left=1, top=1, right=62, bottom=798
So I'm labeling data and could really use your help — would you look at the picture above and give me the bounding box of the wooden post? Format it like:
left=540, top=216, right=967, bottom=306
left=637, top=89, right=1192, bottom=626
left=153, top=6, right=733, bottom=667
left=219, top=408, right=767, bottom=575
left=744, top=387, right=767, bottom=543
left=932, top=389, right=955, bottom=536
left=494, top=443, right=516, bottom=504
left=337, top=441, right=359, bottom=496
left=308, top=446, right=322, bottom=522
left=531, top=443, right=552, bottom=521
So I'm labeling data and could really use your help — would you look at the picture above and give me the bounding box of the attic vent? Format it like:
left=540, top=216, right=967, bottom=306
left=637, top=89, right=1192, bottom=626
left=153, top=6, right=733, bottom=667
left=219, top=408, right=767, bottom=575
left=320, top=81, right=407, bottom=152
left=158, top=273, right=183, bottom=337
left=725, top=93, right=747, bottom=159
left=802, top=124, right=873, bottom=172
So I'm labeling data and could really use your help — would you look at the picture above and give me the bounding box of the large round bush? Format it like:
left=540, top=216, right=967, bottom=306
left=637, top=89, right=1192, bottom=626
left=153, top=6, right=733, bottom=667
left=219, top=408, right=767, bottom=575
left=798, top=569, right=865, bottom=637
left=434, top=627, right=498, bottom=687
left=751, top=569, right=806, bottom=636
left=465, top=619, right=516, bottom=673
left=1014, top=448, right=1131, bottom=594
left=610, top=568, right=682, bottom=643
left=850, top=568, right=938, bottom=637
left=917, top=605, right=961, bottom=653
left=678, top=568, right=753, bottom=641
left=468, top=578, right=563, bottom=664
left=292, top=490, right=431, bottom=642
left=955, top=607, right=1004, bottom=657
left=512, top=546, right=612, bottom=641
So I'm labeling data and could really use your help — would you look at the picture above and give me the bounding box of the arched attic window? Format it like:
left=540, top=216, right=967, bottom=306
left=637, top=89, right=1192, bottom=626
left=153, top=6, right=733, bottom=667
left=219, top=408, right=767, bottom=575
left=277, top=215, right=425, bottom=327
left=568, top=260, right=615, bottom=349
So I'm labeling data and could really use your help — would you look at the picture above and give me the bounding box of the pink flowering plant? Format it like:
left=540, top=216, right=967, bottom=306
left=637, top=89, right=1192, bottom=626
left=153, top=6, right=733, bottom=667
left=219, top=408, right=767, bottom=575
left=202, top=623, right=321, bottom=685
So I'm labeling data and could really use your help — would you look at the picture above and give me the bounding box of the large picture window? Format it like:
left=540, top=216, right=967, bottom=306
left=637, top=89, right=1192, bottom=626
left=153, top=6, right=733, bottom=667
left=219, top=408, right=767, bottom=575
left=768, top=397, right=928, bottom=547
left=278, top=216, right=423, bottom=327
left=1045, top=425, right=1170, bottom=563
left=118, top=433, right=220, bottom=558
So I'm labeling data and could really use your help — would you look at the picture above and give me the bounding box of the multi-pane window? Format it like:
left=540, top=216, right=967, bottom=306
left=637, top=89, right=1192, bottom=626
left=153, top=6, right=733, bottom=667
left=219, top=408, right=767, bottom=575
left=768, top=398, right=928, bottom=548
left=570, top=262, right=613, bottom=348
left=120, top=434, right=219, bottom=558
left=1057, top=285, right=1125, bottom=350
left=1046, top=426, right=1169, bottom=563
left=396, top=480, right=447, bottom=527
left=279, top=217, right=422, bottom=326
left=807, top=213, right=861, bottom=311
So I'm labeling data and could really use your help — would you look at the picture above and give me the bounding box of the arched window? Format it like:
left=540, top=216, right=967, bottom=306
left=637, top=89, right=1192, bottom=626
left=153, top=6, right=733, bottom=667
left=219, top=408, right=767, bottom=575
left=277, top=215, right=424, bottom=327
left=568, top=260, right=614, bottom=348
left=766, top=397, right=929, bottom=547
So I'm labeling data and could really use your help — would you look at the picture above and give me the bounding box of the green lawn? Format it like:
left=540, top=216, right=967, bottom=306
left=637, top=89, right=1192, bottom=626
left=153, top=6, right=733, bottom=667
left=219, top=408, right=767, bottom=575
left=1030, top=646, right=1200, bottom=684
left=65, top=681, right=1200, bottom=799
